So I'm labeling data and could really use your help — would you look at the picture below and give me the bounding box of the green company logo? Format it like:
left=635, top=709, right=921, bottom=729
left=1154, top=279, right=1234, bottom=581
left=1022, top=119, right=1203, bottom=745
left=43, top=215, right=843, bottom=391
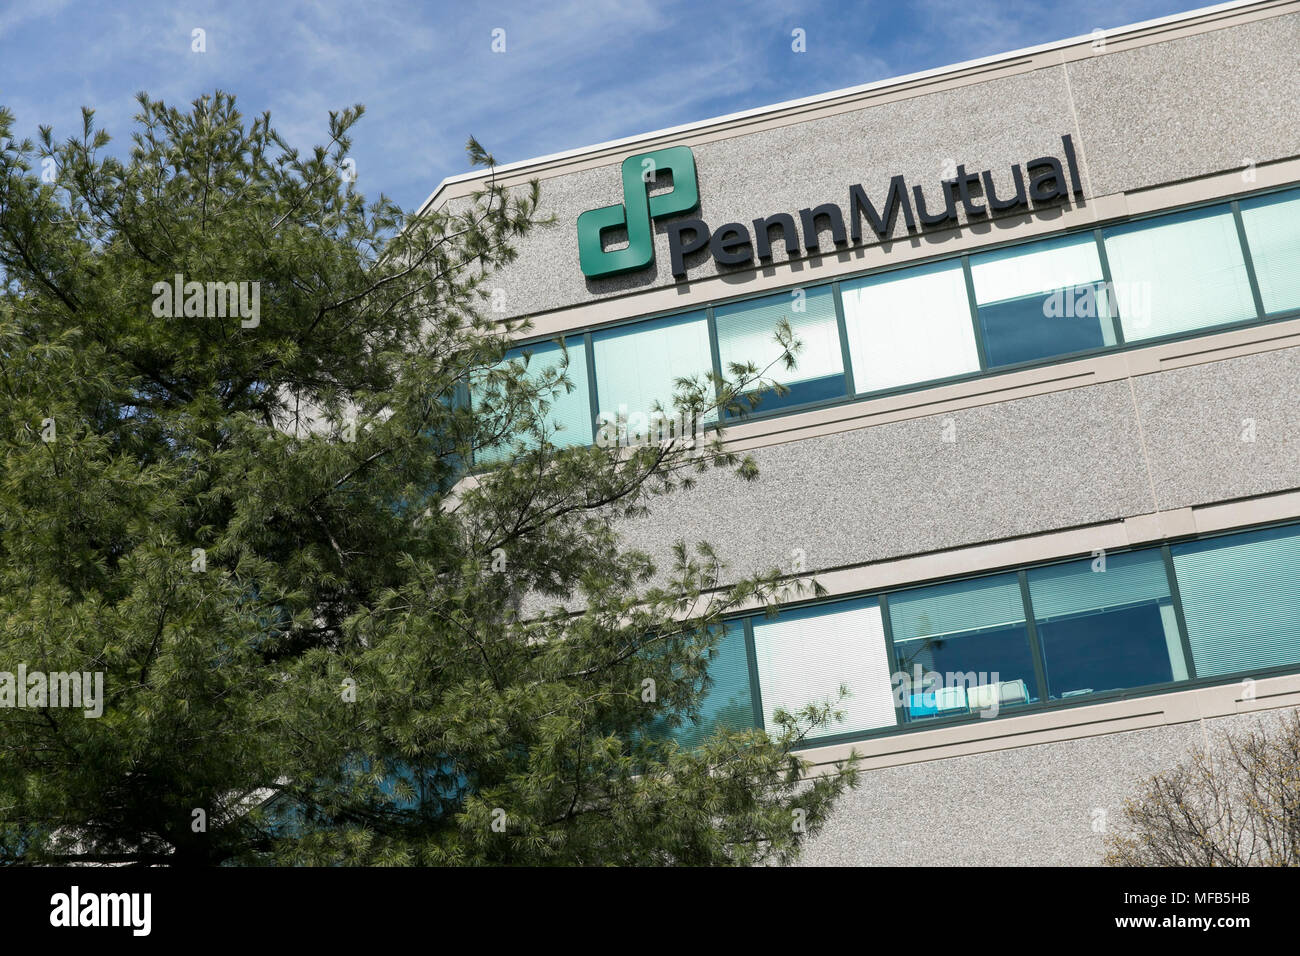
left=577, top=145, right=699, bottom=279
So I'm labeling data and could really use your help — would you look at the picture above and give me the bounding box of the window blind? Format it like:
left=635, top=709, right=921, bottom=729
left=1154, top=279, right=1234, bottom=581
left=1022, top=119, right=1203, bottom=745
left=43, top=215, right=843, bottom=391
left=1172, top=524, right=1300, bottom=677
left=591, top=311, right=716, bottom=426
left=672, top=621, right=755, bottom=749
left=888, top=572, right=1026, bottom=642
left=1104, top=206, right=1256, bottom=341
left=840, top=260, right=980, bottom=394
left=751, top=598, right=896, bottom=739
left=714, top=285, right=843, bottom=386
left=1240, top=188, right=1300, bottom=315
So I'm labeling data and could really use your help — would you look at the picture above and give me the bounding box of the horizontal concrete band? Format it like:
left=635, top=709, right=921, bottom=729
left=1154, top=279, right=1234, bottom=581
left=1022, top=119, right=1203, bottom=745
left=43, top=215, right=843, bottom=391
left=799, top=669, right=1300, bottom=773
left=773, top=485, right=1300, bottom=612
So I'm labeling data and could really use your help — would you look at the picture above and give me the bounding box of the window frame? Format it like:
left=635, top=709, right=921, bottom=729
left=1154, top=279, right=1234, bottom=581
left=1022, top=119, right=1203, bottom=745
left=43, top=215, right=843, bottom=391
left=476, top=182, right=1300, bottom=468
left=707, top=517, right=1300, bottom=751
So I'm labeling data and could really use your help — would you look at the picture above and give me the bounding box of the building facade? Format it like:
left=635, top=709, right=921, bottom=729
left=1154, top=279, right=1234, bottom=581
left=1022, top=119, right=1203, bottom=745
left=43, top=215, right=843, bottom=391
left=423, top=0, right=1300, bottom=864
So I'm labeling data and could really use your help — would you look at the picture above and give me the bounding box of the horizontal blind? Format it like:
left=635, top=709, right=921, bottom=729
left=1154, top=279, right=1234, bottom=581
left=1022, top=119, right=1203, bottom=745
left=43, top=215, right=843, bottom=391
left=1172, top=524, right=1300, bottom=677
left=472, top=337, right=591, bottom=463
left=1026, top=549, right=1171, bottom=621
left=970, top=233, right=1104, bottom=305
left=591, top=311, right=716, bottom=425
left=840, top=260, right=980, bottom=394
left=888, top=572, right=1026, bottom=642
left=714, top=285, right=842, bottom=386
left=673, top=621, right=755, bottom=749
left=751, top=598, right=896, bottom=739
left=1239, top=188, right=1300, bottom=315
left=1104, top=206, right=1256, bottom=341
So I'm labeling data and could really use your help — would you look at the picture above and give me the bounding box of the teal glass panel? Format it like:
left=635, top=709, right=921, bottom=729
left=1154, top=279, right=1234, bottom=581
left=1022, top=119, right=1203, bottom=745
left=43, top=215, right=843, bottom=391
left=1172, top=524, right=1300, bottom=677
left=1240, top=188, right=1300, bottom=315
left=1027, top=549, right=1186, bottom=700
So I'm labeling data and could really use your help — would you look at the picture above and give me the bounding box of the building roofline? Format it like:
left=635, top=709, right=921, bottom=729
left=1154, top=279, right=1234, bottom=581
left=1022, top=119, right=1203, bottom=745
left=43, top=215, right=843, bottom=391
left=413, top=0, right=1281, bottom=216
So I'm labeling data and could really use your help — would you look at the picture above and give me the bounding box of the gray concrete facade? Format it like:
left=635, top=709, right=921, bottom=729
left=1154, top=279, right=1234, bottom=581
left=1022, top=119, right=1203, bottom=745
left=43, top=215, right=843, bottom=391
left=616, top=343, right=1300, bottom=589
left=427, top=1, right=1300, bottom=865
left=798, top=705, right=1300, bottom=866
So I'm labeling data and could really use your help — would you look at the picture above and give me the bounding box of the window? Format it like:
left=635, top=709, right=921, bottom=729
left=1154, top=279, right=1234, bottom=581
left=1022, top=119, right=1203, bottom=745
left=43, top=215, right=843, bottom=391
left=667, top=519, right=1300, bottom=749
left=970, top=234, right=1116, bottom=368
left=750, top=598, right=896, bottom=740
left=839, top=260, right=980, bottom=394
left=1239, top=188, right=1300, bottom=316
left=887, top=572, right=1037, bottom=721
left=1103, top=205, right=1257, bottom=341
left=1026, top=549, right=1187, bottom=701
left=668, top=621, right=756, bottom=749
left=591, top=311, right=715, bottom=440
left=1172, top=524, right=1300, bottom=677
left=713, top=285, right=846, bottom=415
left=472, top=336, right=591, bottom=464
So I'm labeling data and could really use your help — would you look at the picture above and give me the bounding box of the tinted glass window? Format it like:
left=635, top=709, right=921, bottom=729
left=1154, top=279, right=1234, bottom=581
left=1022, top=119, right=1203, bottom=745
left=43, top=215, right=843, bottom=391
left=840, top=260, right=980, bottom=394
left=714, top=285, right=846, bottom=415
left=971, top=234, right=1115, bottom=368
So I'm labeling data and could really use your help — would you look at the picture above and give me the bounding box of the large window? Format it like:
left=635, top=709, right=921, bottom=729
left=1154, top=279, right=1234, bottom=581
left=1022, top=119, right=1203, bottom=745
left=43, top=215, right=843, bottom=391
left=1240, top=188, right=1300, bottom=316
left=472, top=336, right=591, bottom=463
left=1026, top=549, right=1187, bottom=701
left=887, top=572, right=1038, bottom=721
left=1172, top=524, right=1300, bottom=678
left=667, top=622, right=757, bottom=749
left=591, top=311, right=715, bottom=440
left=750, top=598, right=896, bottom=740
left=970, top=234, right=1116, bottom=368
left=714, top=285, right=846, bottom=414
left=1103, top=205, right=1257, bottom=341
left=840, top=260, right=980, bottom=394
left=665, top=520, right=1300, bottom=749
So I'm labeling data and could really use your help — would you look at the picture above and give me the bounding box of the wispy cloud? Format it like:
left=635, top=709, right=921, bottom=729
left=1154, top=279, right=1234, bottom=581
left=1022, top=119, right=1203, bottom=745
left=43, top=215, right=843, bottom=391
left=0, top=0, right=1204, bottom=210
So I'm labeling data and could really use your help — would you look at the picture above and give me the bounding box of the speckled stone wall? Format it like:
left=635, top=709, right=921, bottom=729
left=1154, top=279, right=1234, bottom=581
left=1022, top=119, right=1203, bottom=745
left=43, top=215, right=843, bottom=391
left=1132, top=347, right=1300, bottom=510
left=455, top=9, right=1300, bottom=863
left=797, top=707, right=1300, bottom=867
left=1066, top=13, right=1300, bottom=196
left=464, top=12, right=1300, bottom=321
left=610, top=346, right=1300, bottom=589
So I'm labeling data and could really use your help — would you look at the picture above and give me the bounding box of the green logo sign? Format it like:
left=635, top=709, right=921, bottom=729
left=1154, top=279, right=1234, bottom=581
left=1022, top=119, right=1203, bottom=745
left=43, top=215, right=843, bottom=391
left=577, top=145, right=699, bottom=279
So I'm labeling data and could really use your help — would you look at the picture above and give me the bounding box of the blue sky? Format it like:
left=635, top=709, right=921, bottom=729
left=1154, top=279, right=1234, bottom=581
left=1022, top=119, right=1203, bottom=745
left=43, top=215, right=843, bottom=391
left=1, top=0, right=1208, bottom=212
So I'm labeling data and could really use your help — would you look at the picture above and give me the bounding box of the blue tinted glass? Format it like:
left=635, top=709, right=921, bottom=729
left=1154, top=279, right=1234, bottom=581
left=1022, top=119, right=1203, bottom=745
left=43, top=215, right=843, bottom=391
left=1239, top=188, right=1300, bottom=315
left=1103, top=204, right=1256, bottom=340
left=726, top=372, right=845, bottom=416
left=1027, top=549, right=1185, bottom=700
left=1172, top=523, right=1300, bottom=677
left=472, top=336, right=592, bottom=464
left=591, top=311, right=715, bottom=430
left=971, top=235, right=1112, bottom=369
left=977, top=283, right=1110, bottom=367
left=1039, top=605, right=1173, bottom=694
left=714, top=285, right=846, bottom=418
left=887, top=572, right=1038, bottom=721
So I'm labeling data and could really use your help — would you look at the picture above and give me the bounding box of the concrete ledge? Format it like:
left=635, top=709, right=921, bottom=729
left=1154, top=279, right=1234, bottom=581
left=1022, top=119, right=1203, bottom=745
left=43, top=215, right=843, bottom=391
left=800, top=670, right=1300, bottom=772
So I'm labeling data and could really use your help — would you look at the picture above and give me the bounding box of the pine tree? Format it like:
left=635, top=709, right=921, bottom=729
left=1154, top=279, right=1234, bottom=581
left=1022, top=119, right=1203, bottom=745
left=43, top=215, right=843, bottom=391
left=0, top=92, right=859, bottom=866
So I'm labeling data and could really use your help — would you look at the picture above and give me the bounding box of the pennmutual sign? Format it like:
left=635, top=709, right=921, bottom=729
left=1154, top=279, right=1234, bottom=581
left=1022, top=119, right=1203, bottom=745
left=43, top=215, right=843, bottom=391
left=578, top=136, right=1085, bottom=280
